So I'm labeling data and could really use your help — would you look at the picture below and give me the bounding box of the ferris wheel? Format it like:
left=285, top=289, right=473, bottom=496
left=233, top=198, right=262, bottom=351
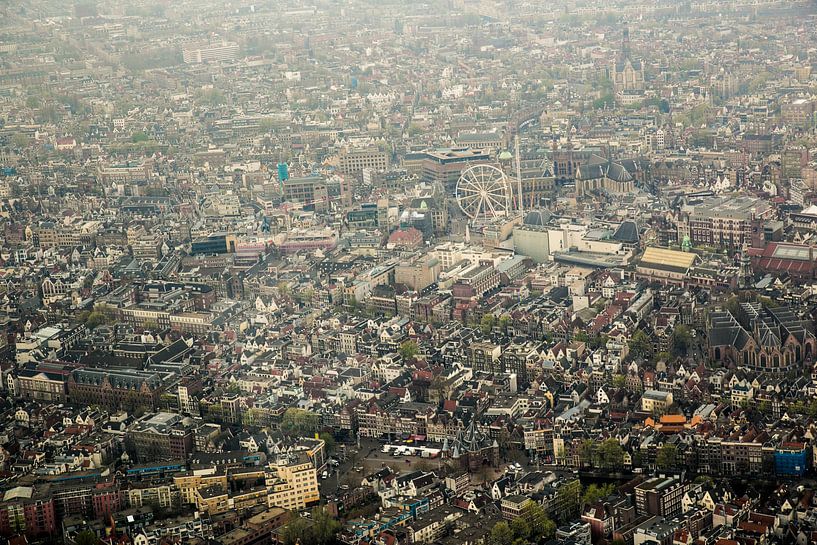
left=456, top=164, right=512, bottom=220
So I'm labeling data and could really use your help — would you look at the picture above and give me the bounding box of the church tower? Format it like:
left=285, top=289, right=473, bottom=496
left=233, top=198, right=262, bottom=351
left=612, top=24, right=645, bottom=96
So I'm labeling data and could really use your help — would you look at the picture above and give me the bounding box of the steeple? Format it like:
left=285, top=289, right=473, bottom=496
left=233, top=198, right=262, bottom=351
left=621, top=24, right=631, bottom=61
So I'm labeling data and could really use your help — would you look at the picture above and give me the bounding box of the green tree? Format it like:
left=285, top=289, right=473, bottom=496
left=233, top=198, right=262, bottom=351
left=490, top=521, right=514, bottom=545
left=10, top=133, right=29, bottom=149
left=671, top=325, right=692, bottom=357
left=499, top=315, right=512, bottom=334
left=143, top=320, right=159, bottom=331
left=480, top=314, right=496, bottom=335
left=521, top=502, right=555, bottom=540
left=280, top=408, right=320, bottom=435
left=74, top=531, right=100, bottom=545
left=582, top=483, right=616, bottom=507
left=311, top=507, right=341, bottom=545
left=656, top=351, right=671, bottom=363
left=281, top=507, right=340, bottom=545
left=399, top=339, right=420, bottom=360
left=555, top=479, right=582, bottom=521
left=628, top=330, right=652, bottom=360
left=197, top=88, right=225, bottom=107
left=226, top=383, right=241, bottom=394
left=509, top=516, right=530, bottom=541
left=597, top=438, right=624, bottom=470
left=612, top=374, right=626, bottom=389
left=320, top=432, right=336, bottom=454
left=83, top=305, right=116, bottom=329
left=593, top=94, right=615, bottom=109
left=430, top=374, right=449, bottom=401
left=578, top=439, right=596, bottom=467
left=724, top=295, right=742, bottom=316
left=131, top=131, right=149, bottom=143
left=656, top=444, right=678, bottom=470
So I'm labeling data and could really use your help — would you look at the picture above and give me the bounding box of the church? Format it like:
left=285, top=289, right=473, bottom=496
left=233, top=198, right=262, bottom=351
left=611, top=26, right=645, bottom=102
left=575, top=154, right=638, bottom=196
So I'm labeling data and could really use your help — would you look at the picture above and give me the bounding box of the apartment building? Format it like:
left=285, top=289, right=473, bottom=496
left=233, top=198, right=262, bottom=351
left=266, top=453, right=320, bottom=511
left=182, top=41, right=240, bottom=64
left=634, top=477, right=685, bottom=519
left=124, top=412, right=196, bottom=463
left=339, top=147, right=389, bottom=175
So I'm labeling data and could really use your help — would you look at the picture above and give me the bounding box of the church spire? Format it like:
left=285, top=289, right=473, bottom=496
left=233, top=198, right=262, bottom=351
left=621, top=24, right=631, bottom=61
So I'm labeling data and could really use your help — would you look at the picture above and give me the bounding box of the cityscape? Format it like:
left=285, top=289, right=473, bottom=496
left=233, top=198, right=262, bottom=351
left=1, top=0, right=817, bottom=544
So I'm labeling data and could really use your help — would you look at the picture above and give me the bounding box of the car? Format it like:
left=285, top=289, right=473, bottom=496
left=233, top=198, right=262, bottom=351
left=339, top=484, right=350, bottom=491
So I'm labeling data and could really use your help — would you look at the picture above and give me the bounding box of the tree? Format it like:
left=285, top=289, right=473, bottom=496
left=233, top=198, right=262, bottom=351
left=10, top=133, right=29, bottom=149
left=589, top=333, right=608, bottom=350
left=656, top=351, right=671, bottom=363
left=509, top=516, right=531, bottom=541
left=83, top=305, right=116, bottom=329
left=281, top=507, right=340, bottom=545
left=399, top=340, right=419, bottom=360
left=597, top=438, right=624, bottom=470
left=582, top=483, right=616, bottom=507
left=555, top=479, right=582, bottom=521
left=280, top=408, right=320, bottom=435
left=74, top=531, right=100, bottom=545
left=131, top=131, right=149, bottom=143
left=671, top=325, right=692, bottom=357
left=628, top=330, right=652, bottom=361
left=143, top=320, right=159, bottom=331
left=612, top=374, right=627, bottom=389
left=226, top=383, right=241, bottom=394
left=522, top=501, right=555, bottom=540
left=320, top=432, right=336, bottom=454
left=197, top=88, right=225, bottom=107
left=480, top=314, right=496, bottom=335
left=499, top=315, right=512, bottom=335
left=578, top=439, right=596, bottom=467
left=656, top=444, right=678, bottom=470
left=430, top=374, right=449, bottom=401
left=724, top=295, right=742, bottom=316
left=490, top=521, right=514, bottom=545
left=311, top=507, right=341, bottom=545
left=593, top=94, right=615, bottom=109
left=808, top=399, right=817, bottom=418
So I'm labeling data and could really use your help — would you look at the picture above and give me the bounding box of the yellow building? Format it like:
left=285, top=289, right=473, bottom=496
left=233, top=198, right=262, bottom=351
left=641, top=389, right=674, bottom=415
left=266, top=453, right=320, bottom=511
left=174, top=469, right=228, bottom=505
left=195, top=486, right=230, bottom=514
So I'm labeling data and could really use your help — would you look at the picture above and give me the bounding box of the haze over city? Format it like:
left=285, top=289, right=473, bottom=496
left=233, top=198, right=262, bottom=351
left=1, top=1, right=817, bottom=545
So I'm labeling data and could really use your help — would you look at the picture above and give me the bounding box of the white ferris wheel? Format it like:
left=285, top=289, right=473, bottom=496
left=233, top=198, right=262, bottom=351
left=456, top=164, right=512, bottom=220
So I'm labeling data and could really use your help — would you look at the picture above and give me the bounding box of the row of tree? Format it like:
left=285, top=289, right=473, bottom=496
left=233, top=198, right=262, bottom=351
left=280, top=508, right=341, bottom=545
left=489, top=502, right=556, bottom=545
